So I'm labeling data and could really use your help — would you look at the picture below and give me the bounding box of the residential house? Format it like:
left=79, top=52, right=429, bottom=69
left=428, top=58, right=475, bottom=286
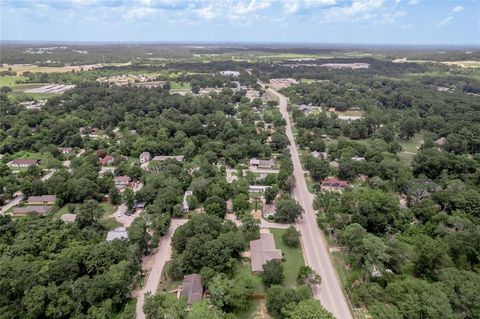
left=12, top=205, right=52, bottom=216
left=219, top=70, right=240, bottom=77
left=7, top=159, right=41, bottom=168
left=320, top=178, right=349, bottom=192
left=60, top=213, right=77, bottom=223
left=114, top=176, right=131, bottom=188
left=28, top=195, right=56, bottom=205
left=250, top=232, right=283, bottom=272
left=182, top=190, right=193, bottom=212
left=180, top=274, right=203, bottom=306
left=311, top=151, right=328, bottom=160
left=134, top=201, right=146, bottom=210
left=249, top=185, right=270, bottom=193
left=58, top=147, right=73, bottom=154
left=106, top=227, right=129, bottom=242
left=298, top=104, right=312, bottom=113
left=99, top=155, right=114, bottom=166
left=139, top=151, right=151, bottom=164
left=435, top=137, right=447, bottom=146
left=351, top=156, right=365, bottom=162
left=226, top=199, right=233, bottom=213
left=262, top=204, right=276, bottom=218
left=249, top=158, right=276, bottom=170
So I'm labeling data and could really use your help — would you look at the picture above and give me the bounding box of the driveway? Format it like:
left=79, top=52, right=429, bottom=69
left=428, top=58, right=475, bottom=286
left=268, top=88, right=353, bottom=319
left=135, top=219, right=188, bottom=319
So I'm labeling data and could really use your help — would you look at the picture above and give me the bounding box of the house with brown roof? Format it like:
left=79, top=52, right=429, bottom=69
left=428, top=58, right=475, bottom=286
left=180, top=274, right=203, bottom=306
left=7, top=159, right=41, bottom=168
left=28, top=195, right=56, bottom=205
left=99, top=155, right=114, bottom=166
left=12, top=205, right=52, bottom=216
left=250, top=232, right=283, bottom=272
left=320, top=178, right=349, bottom=192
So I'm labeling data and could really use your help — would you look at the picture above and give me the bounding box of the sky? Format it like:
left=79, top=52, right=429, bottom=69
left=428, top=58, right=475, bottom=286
left=0, top=0, right=479, bottom=46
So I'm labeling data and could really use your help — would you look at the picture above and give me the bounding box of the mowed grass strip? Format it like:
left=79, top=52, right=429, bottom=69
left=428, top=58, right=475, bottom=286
left=270, top=228, right=305, bottom=288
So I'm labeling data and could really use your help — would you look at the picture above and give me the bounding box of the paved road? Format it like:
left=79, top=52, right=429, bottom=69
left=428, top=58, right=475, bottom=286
left=135, top=219, right=188, bottom=319
left=268, top=88, right=353, bottom=319
left=0, top=192, right=23, bottom=214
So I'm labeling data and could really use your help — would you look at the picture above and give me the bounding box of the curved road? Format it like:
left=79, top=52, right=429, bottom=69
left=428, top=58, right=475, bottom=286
left=268, top=88, right=353, bottom=319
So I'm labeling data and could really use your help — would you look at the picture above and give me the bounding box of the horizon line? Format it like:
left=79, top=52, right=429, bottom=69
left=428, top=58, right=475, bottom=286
left=1, top=39, right=479, bottom=50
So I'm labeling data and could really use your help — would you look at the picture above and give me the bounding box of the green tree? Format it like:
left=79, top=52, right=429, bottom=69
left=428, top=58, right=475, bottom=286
left=297, top=266, right=321, bottom=287
left=187, top=301, right=224, bottom=319
left=123, top=187, right=135, bottom=211
left=274, top=195, right=303, bottom=223
left=261, top=260, right=285, bottom=287
left=204, top=196, right=227, bottom=218
left=77, top=200, right=104, bottom=227
left=109, top=186, right=122, bottom=205
left=265, top=187, right=278, bottom=204
left=266, top=285, right=311, bottom=318
left=208, top=274, right=254, bottom=312
left=282, top=225, right=300, bottom=247
left=143, top=293, right=186, bottom=319
left=385, top=277, right=455, bottom=319
left=283, top=299, right=334, bottom=319
left=233, top=193, right=249, bottom=214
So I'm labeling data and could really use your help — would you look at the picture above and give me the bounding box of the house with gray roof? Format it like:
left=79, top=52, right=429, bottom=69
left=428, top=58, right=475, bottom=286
left=107, top=227, right=129, bottom=242
left=250, top=232, right=282, bottom=272
left=180, top=274, right=203, bottom=305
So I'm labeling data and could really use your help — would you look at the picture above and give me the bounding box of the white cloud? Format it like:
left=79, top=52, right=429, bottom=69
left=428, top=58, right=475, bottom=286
left=408, top=0, right=419, bottom=4
left=438, top=5, right=464, bottom=27
left=452, top=5, right=463, bottom=13
left=283, top=0, right=337, bottom=15
left=123, top=7, right=155, bottom=20
left=382, top=10, right=405, bottom=24
left=233, top=0, right=270, bottom=15
left=325, top=0, right=384, bottom=21
left=196, top=4, right=218, bottom=19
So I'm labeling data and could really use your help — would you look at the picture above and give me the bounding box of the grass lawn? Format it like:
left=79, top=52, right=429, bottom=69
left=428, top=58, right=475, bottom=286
left=0, top=75, right=27, bottom=86
left=170, top=81, right=191, bottom=90
left=235, top=299, right=271, bottom=319
left=54, top=202, right=117, bottom=219
left=270, top=228, right=305, bottom=288
left=399, top=133, right=423, bottom=165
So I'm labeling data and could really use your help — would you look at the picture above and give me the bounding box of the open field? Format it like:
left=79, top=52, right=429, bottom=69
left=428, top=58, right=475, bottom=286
left=0, top=75, right=27, bottom=86
left=0, top=64, right=102, bottom=74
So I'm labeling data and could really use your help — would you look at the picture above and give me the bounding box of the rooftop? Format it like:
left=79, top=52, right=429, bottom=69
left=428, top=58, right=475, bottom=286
left=250, top=232, right=282, bottom=272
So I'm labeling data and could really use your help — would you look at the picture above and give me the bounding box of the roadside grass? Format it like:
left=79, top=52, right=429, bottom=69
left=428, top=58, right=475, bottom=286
left=270, top=228, right=305, bottom=288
